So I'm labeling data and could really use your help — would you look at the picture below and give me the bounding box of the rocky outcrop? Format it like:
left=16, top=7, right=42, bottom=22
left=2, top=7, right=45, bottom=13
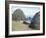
left=29, top=12, right=40, bottom=30
left=12, top=9, right=25, bottom=21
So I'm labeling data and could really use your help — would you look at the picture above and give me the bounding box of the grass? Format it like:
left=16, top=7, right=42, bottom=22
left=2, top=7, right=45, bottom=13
left=12, top=20, right=32, bottom=31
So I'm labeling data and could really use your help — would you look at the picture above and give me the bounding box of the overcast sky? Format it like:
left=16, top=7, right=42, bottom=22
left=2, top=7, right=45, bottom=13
left=11, top=6, right=40, bottom=18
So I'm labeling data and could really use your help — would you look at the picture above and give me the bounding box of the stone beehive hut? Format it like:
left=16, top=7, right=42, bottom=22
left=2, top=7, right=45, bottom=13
left=29, top=12, right=40, bottom=30
left=12, top=9, right=25, bottom=21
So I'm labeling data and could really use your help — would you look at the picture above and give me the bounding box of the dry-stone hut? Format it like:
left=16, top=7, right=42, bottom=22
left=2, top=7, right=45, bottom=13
left=12, top=9, right=25, bottom=21
left=29, top=12, right=40, bottom=30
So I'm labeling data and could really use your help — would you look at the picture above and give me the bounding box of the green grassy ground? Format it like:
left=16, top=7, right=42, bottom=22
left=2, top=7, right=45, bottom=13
left=12, top=20, right=32, bottom=31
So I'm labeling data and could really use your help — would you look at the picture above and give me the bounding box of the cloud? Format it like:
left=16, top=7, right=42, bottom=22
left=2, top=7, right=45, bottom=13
left=11, top=6, right=40, bottom=18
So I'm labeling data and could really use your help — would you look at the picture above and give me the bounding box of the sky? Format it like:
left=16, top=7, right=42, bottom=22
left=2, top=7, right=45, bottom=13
left=11, top=6, right=40, bottom=18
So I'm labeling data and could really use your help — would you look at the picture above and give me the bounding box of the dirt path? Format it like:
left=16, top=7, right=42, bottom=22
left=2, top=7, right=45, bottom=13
left=12, top=21, right=32, bottom=31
